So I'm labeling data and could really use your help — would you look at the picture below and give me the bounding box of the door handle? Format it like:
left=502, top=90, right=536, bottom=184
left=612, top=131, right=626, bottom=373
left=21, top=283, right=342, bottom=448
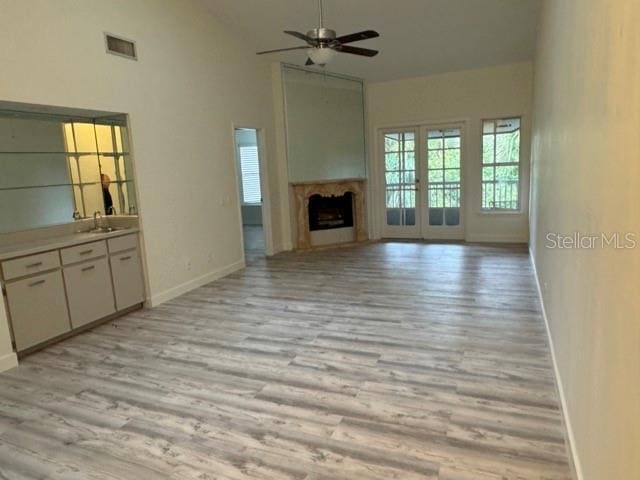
left=28, top=279, right=46, bottom=287
left=26, top=261, right=43, bottom=268
left=81, top=265, right=96, bottom=272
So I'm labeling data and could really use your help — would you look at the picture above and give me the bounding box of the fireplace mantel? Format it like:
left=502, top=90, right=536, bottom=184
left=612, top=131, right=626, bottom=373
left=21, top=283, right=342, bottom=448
left=290, top=178, right=368, bottom=250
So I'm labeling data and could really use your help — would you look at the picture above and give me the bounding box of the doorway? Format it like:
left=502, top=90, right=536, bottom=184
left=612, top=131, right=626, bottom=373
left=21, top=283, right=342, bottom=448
left=380, top=123, right=464, bottom=240
left=234, top=128, right=266, bottom=259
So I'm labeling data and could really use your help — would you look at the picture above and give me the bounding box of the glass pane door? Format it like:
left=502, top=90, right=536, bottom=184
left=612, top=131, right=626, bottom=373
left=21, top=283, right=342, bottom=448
left=383, top=130, right=418, bottom=232
left=424, top=127, right=463, bottom=236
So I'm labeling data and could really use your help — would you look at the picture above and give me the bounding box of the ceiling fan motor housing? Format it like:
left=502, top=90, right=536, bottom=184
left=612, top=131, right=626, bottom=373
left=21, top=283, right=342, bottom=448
left=307, top=28, right=337, bottom=45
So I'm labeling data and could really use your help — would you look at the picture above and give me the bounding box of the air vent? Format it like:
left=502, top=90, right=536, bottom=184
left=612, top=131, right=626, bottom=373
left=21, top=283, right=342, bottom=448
left=105, top=33, right=137, bottom=60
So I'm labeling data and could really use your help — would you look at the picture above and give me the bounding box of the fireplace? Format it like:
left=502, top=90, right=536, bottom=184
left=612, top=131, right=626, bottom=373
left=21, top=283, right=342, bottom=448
left=308, top=193, right=354, bottom=231
left=290, top=178, right=367, bottom=250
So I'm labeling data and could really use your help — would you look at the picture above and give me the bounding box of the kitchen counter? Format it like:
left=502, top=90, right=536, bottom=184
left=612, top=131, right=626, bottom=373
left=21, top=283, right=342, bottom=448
left=0, top=228, right=140, bottom=261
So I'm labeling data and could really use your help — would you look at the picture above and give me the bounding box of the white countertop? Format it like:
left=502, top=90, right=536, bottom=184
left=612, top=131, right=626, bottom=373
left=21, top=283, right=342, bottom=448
left=0, top=228, right=139, bottom=261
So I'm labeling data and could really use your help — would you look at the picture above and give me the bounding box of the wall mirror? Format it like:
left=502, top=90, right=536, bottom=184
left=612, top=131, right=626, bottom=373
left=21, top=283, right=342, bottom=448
left=282, top=65, right=366, bottom=182
left=0, top=105, right=137, bottom=234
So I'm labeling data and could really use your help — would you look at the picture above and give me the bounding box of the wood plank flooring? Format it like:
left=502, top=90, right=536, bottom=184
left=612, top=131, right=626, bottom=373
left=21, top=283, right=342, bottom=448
left=0, top=242, right=573, bottom=479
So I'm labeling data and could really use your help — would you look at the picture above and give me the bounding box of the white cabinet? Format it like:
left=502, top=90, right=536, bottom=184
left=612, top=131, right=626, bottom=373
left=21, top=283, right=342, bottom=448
left=60, top=241, right=108, bottom=265
left=5, top=270, right=71, bottom=351
left=1, top=232, right=145, bottom=353
left=109, top=235, right=144, bottom=311
left=1, top=251, right=60, bottom=280
left=63, top=257, right=116, bottom=328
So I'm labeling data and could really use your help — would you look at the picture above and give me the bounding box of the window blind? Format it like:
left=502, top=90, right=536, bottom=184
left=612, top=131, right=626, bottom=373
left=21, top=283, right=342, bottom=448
left=239, top=145, right=261, bottom=204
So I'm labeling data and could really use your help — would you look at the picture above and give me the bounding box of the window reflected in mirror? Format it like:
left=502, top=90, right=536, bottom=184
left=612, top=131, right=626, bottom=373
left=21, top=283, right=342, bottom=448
left=62, top=121, right=136, bottom=218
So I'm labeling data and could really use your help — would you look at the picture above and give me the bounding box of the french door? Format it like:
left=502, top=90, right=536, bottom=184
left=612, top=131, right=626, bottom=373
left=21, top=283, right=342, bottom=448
left=381, top=124, right=464, bottom=239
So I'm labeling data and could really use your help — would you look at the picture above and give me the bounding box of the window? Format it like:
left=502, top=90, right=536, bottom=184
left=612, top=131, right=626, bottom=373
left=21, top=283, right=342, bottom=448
left=383, top=131, right=416, bottom=226
left=239, top=145, right=261, bottom=204
left=482, top=117, right=521, bottom=210
left=427, top=128, right=461, bottom=226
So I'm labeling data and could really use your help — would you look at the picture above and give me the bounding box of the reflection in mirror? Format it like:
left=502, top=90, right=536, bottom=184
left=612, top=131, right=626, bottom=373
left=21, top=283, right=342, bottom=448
left=62, top=121, right=136, bottom=218
left=0, top=108, right=137, bottom=234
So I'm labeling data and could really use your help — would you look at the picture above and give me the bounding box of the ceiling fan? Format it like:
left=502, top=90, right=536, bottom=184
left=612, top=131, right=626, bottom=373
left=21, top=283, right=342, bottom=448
left=256, top=0, right=379, bottom=66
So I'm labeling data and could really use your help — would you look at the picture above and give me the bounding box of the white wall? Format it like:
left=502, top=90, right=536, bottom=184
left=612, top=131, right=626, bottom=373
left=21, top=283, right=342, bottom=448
left=530, top=1, right=640, bottom=479
left=367, top=62, right=533, bottom=242
left=0, top=0, right=287, bottom=326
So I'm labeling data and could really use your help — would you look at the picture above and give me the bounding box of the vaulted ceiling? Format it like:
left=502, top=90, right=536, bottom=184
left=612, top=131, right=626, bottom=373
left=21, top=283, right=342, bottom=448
left=204, top=0, right=541, bottom=82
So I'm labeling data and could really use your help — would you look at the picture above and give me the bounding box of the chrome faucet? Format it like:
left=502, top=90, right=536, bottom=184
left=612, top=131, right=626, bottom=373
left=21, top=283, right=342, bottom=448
left=93, top=211, right=102, bottom=230
left=72, top=210, right=82, bottom=221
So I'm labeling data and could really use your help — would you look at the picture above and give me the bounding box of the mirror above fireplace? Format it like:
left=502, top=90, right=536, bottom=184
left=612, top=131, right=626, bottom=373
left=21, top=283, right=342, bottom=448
left=282, top=65, right=366, bottom=183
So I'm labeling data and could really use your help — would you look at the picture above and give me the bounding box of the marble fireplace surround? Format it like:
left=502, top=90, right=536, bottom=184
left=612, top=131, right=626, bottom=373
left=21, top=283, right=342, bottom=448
left=290, top=178, right=367, bottom=250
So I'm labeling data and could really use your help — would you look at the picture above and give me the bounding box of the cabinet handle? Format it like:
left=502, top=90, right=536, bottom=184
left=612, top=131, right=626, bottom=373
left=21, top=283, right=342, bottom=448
left=119, top=256, right=132, bottom=261
left=26, top=261, right=43, bottom=268
left=81, top=265, right=96, bottom=272
left=79, top=249, right=94, bottom=255
left=28, top=279, right=46, bottom=287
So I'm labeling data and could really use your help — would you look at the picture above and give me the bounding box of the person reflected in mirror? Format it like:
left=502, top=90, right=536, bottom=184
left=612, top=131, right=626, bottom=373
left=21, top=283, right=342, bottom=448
left=101, top=174, right=114, bottom=215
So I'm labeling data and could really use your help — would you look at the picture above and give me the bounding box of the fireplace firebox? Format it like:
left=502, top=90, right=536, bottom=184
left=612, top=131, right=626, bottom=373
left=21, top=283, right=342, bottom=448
left=308, top=193, right=354, bottom=231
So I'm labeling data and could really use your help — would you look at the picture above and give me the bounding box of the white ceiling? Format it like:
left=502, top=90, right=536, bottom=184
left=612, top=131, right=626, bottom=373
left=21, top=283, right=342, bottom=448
left=203, top=0, right=541, bottom=82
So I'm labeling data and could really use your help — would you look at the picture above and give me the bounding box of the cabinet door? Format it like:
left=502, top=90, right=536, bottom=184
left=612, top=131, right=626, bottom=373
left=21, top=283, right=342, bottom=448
left=63, top=257, right=116, bottom=328
left=5, top=270, right=71, bottom=351
left=110, top=249, right=144, bottom=310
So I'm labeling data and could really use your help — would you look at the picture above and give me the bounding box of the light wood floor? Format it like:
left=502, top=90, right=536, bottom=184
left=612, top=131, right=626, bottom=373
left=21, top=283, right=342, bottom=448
left=0, top=242, right=573, bottom=480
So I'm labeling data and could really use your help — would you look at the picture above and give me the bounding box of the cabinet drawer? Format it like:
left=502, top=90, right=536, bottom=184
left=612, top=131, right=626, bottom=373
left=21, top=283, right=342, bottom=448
left=1, top=251, right=60, bottom=281
left=108, top=234, right=138, bottom=253
left=110, top=249, right=145, bottom=310
left=63, top=257, right=116, bottom=329
left=5, top=270, right=71, bottom=351
left=61, top=240, right=107, bottom=265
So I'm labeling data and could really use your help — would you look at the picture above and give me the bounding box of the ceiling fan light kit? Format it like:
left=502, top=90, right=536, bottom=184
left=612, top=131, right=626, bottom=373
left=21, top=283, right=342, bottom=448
left=256, top=0, right=379, bottom=67
left=307, top=45, right=336, bottom=66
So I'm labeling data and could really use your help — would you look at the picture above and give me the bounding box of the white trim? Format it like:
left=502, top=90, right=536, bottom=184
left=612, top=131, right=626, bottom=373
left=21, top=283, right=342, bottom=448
left=0, top=352, right=18, bottom=373
left=148, top=259, right=245, bottom=307
left=529, top=248, right=583, bottom=480
left=232, top=125, right=275, bottom=256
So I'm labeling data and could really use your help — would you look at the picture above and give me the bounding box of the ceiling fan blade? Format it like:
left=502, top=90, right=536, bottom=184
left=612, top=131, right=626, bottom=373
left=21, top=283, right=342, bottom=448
left=284, top=30, right=317, bottom=45
left=256, top=46, right=309, bottom=55
left=335, top=30, right=379, bottom=45
left=334, top=45, right=379, bottom=57
left=305, top=57, right=315, bottom=66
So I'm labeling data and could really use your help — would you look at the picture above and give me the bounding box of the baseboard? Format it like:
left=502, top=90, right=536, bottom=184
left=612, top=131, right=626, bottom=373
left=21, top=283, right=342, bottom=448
left=0, top=352, right=18, bottom=373
left=529, top=247, right=584, bottom=480
left=148, top=259, right=245, bottom=307
left=466, top=233, right=529, bottom=243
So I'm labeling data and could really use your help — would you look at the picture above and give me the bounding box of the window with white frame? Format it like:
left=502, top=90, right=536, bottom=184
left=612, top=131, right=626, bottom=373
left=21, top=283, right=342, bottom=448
left=239, top=145, right=261, bottom=204
left=481, top=117, right=521, bottom=210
